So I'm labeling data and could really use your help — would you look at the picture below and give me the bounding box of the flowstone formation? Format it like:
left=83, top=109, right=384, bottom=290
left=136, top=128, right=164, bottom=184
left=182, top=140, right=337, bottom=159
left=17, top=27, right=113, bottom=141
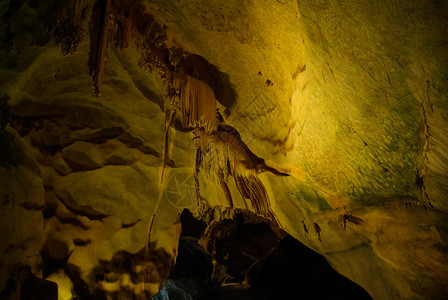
left=1, top=0, right=448, bottom=299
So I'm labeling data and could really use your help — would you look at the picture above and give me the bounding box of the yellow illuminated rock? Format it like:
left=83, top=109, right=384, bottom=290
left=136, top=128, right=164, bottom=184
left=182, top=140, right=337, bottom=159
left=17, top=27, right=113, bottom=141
left=0, top=0, right=447, bottom=299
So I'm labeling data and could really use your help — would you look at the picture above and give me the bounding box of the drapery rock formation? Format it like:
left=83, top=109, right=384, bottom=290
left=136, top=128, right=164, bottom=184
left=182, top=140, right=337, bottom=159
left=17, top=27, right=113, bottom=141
left=1, top=0, right=447, bottom=299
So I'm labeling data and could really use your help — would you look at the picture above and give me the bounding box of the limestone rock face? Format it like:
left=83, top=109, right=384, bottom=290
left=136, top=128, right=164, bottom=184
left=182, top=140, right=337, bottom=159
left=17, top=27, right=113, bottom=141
left=0, top=127, right=44, bottom=293
left=1, top=0, right=447, bottom=299
left=1, top=19, right=186, bottom=297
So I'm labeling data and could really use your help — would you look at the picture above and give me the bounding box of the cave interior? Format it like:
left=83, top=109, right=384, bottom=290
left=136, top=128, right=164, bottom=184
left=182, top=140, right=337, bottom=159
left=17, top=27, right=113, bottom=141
left=0, top=0, right=448, bottom=299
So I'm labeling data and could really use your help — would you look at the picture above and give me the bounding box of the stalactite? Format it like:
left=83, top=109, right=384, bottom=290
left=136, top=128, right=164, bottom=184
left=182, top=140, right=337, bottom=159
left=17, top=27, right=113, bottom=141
left=88, top=0, right=111, bottom=95
left=219, top=173, right=234, bottom=208
left=85, top=0, right=285, bottom=261
left=234, top=174, right=280, bottom=227
left=115, top=16, right=132, bottom=49
left=180, top=75, right=217, bottom=133
left=215, top=125, right=288, bottom=176
left=145, top=107, right=176, bottom=258
left=193, top=143, right=210, bottom=216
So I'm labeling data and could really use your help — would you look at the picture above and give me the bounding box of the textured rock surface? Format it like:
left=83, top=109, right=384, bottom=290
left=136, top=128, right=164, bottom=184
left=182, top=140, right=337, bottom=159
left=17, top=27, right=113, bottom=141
left=0, top=127, right=44, bottom=294
left=1, top=18, right=186, bottom=297
left=0, top=0, right=447, bottom=299
left=155, top=209, right=371, bottom=300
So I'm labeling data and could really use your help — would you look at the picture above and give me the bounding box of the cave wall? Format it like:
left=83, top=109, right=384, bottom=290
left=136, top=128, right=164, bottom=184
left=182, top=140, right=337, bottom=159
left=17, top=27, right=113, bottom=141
left=0, top=0, right=447, bottom=299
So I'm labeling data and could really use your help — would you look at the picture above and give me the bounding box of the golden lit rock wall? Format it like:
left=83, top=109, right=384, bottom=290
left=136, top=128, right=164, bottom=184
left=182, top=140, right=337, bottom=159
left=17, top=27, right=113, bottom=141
left=0, top=0, right=447, bottom=299
left=145, top=0, right=448, bottom=298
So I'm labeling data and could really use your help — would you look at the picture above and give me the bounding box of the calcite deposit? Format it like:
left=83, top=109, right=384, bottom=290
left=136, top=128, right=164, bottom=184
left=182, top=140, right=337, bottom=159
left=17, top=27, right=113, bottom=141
left=0, top=0, right=447, bottom=299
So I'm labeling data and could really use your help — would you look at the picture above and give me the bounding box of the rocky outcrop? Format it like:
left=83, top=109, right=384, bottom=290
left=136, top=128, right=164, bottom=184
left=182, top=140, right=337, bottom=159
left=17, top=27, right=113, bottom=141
left=0, top=127, right=45, bottom=294
left=1, top=10, right=185, bottom=296
left=155, top=208, right=371, bottom=300
left=0, top=0, right=447, bottom=299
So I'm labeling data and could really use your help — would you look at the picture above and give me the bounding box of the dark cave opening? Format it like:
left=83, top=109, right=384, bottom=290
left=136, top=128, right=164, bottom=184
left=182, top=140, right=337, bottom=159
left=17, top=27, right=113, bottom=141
left=155, top=208, right=372, bottom=300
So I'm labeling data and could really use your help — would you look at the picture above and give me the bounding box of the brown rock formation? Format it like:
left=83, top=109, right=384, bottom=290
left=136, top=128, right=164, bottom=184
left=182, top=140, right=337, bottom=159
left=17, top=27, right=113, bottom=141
left=1, top=0, right=447, bottom=299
